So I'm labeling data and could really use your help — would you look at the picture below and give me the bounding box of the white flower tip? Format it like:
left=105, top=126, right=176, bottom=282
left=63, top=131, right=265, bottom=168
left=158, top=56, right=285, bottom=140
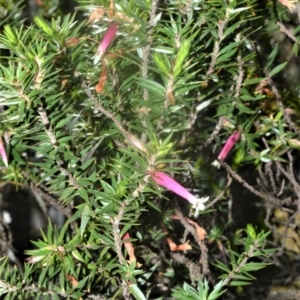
left=93, top=53, right=103, bottom=65
left=211, top=160, right=221, bottom=168
left=191, top=197, right=209, bottom=217
left=2, top=160, right=8, bottom=168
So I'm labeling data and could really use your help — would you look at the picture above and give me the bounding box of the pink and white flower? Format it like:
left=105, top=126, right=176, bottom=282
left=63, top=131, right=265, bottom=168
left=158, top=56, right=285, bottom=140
left=0, top=137, right=8, bottom=167
left=218, top=131, right=240, bottom=161
left=94, top=23, right=118, bottom=64
left=148, top=171, right=209, bottom=216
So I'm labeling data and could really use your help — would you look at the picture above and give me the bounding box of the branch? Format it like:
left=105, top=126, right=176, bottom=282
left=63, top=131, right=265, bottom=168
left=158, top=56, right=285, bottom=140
left=111, top=202, right=132, bottom=300
left=220, top=161, right=290, bottom=205
left=206, top=2, right=233, bottom=77
left=170, top=252, right=202, bottom=281
left=221, top=239, right=260, bottom=287
left=0, top=216, right=23, bottom=271
left=277, top=21, right=300, bottom=44
left=234, top=33, right=244, bottom=98
left=206, top=175, right=232, bottom=209
left=29, top=181, right=72, bottom=219
left=174, top=204, right=210, bottom=277
left=83, top=82, right=147, bottom=154
left=275, top=152, right=300, bottom=211
left=204, top=116, right=226, bottom=148
left=264, top=70, right=300, bottom=136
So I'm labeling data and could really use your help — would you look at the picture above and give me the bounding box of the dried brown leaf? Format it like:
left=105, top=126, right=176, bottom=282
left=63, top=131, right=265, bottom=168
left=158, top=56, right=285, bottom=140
left=123, top=233, right=142, bottom=267
left=88, top=7, right=105, bottom=24
left=278, top=0, right=297, bottom=12
left=65, top=37, right=80, bottom=47
left=166, top=237, right=192, bottom=251
left=186, top=218, right=207, bottom=241
left=34, top=0, right=44, bottom=7
left=66, top=274, right=79, bottom=287
left=95, top=61, right=107, bottom=93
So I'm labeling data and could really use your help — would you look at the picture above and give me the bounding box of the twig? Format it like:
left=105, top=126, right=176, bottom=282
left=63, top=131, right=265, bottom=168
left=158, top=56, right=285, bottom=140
left=174, top=204, right=201, bottom=245
left=265, top=162, right=278, bottom=195
left=264, top=70, right=300, bottom=136
left=227, top=193, right=233, bottom=224
left=204, top=116, right=226, bottom=148
left=112, top=203, right=126, bottom=265
left=274, top=153, right=300, bottom=210
left=0, top=279, right=105, bottom=299
left=206, top=175, right=232, bottom=209
left=29, top=182, right=72, bottom=219
left=277, top=179, right=285, bottom=197
left=264, top=205, right=275, bottom=231
left=132, top=175, right=151, bottom=198
left=86, top=294, right=106, bottom=300
left=83, top=82, right=146, bottom=154
left=0, top=215, right=23, bottom=271
left=0, top=280, right=67, bottom=297
left=174, top=204, right=210, bottom=276
left=220, top=161, right=288, bottom=205
left=287, top=151, right=300, bottom=211
left=277, top=21, right=300, bottom=44
left=234, top=33, right=244, bottom=98
left=221, top=239, right=260, bottom=287
left=111, top=202, right=132, bottom=300
left=206, top=18, right=227, bottom=76
left=141, top=0, right=159, bottom=101
left=37, top=106, right=80, bottom=190
left=170, top=252, right=202, bottom=282
left=206, top=1, right=233, bottom=76
left=258, top=165, right=271, bottom=194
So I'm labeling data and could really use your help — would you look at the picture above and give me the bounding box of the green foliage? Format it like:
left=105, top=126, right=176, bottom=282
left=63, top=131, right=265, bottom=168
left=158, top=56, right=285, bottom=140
left=0, top=0, right=299, bottom=299
left=172, top=225, right=273, bottom=299
left=172, top=280, right=225, bottom=300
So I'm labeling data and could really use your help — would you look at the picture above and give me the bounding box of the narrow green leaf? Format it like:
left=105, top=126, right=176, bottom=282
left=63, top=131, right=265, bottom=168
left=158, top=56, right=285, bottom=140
left=55, top=115, right=74, bottom=129
left=100, top=180, right=115, bottom=194
left=244, top=78, right=266, bottom=85
left=34, top=16, right=53, bottom=36
left=266, top=44, right=278, bottom=69
left=153, top=52, right=170, bottom=75
left=80, top=204, right=91, bottom=236
left=242, top=262, right=269, bottom=272
left=72, top=249, right=85, bottom=263
left=213, top=260, right=230, bottom=273
left=223, top=20, right=244, bottom=39
left=217, top=48, right=237, bottom=63
left=208, top=281, right=226, bottom=300
left=138, top=261, right=160, bottom=285
left=59, top=187, right=76, bottom=202
left=59, top=271, right=65, bottom=291
left=233, top=274, right=253, bottom=281
left=135, top=78, right=165, bottom=96
left=230, top=280, right=252, bottom=286
left=130, top=284, right=147, bottom=300
left=269, top=61, right=287, bottom=77
left=79, top=187, right=89, bottom=202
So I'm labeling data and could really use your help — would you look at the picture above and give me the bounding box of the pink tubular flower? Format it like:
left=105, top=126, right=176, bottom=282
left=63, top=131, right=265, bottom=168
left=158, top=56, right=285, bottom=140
left=218, top=131, right=240, bottom=161
left=0, top=137, right=8, bottom=167
left=148, top=171, right=209, bottom=216
left=94, top=23, right=118, bottom=64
